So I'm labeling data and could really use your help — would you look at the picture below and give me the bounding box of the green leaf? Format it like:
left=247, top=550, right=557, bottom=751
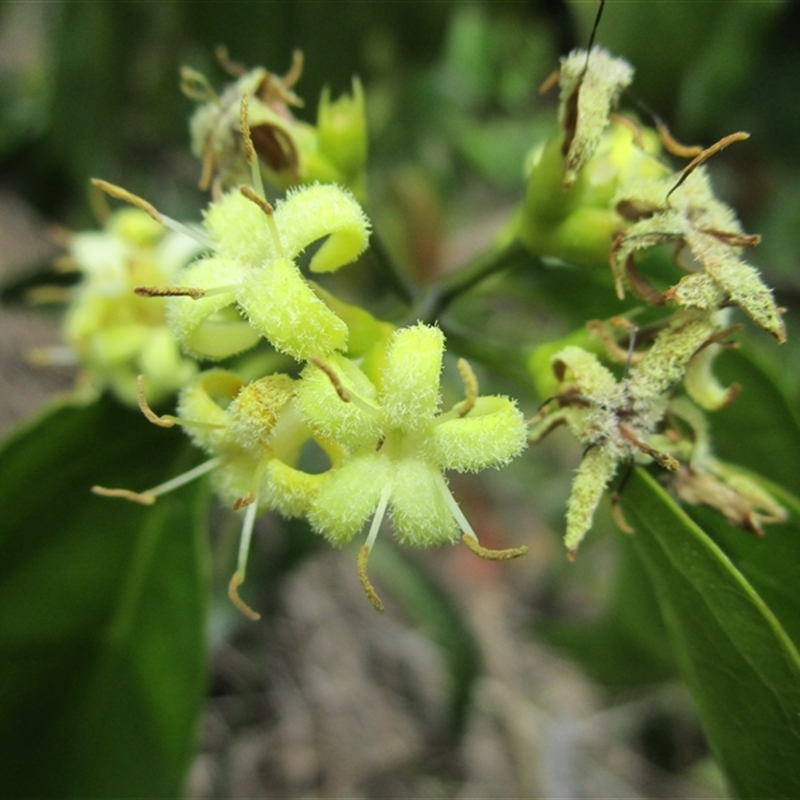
left=0, top=396, right=210, bottom=798
left=537, top=533, right=676, bottom=687
left=688, top=481, right=800, bottom=656
left=622, top=468, right=800, bottom=799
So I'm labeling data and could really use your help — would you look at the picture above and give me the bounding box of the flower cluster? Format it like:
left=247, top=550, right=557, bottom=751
left=523, top=46, right=787, bottom=554
left=92, top=128, right=529, bottom=616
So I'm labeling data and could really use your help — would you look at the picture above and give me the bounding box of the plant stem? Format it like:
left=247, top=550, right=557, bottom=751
left=412, top=237, right=530, bottom=324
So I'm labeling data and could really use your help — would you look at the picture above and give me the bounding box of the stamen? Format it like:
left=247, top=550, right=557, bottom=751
left=232, top=493, right=254, bottom=511
left=240, top=185, right=283, bottom=255
left=618, top=423, right=679, bottom=471
left=461, top=533, right=529, bottom=561
left=134, top=285, right=204, bottom=299
left=434, top=472, right=528, bottom=560
left=91, top=178, right=212, bottom=249
left=92, top=486, right=156, bottom=505
left=92, top=455, right=222, bottom=505
left=239, top=92, right=267, bottom=200
left=653, top=117, right=703, bottom=158
left=308, top=356, right=382, bottom=419
left=357, top=545, right=385, bottom=614
left=309, top=356, right=350, bottom=401
left=214, top=44, right=246, bottom=78
left=538, top=68, right=560, bottom=95
left=667, top=131, right=750, bottom=200
left=91, top=179, right=162, bottom=223
left=229, top=497, right=261, bottom=620
left=455, top=358, right=478, bottom=417
left=609, top=113, right=645, bottom=149
left=137, top=374, right=175, bottom=427
left=137, top=375, right=227, bottom=431
left=282, top=49, right=305, bottom=92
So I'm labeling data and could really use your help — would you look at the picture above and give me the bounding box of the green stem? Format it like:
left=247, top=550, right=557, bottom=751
left=365, top=230, right=416, bottom=305
left=440, top=320, right=535, bottom=393
left=411, top=237, right=530, bottom=324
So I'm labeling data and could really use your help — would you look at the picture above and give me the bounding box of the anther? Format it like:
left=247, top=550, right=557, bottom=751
left=137, top=375, right=176, bottom=428
left=667, top=131, right=750, bottom=201
left=134, top=285, right=206, bottom=300
left=91, top=179, right=162, bottom=224
left=228, top=571, right=261, bottom=621
left=92, top=486, right=156, bottom=505
left=455, top=358, right=478, bottom=417
left=309, top=356, right=351, bottom=402
left=461, top=534, right=528, bottom=561
left=357, top=544, right=385, bottom=614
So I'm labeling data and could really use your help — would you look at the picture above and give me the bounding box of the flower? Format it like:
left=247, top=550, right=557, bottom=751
left=37, top=207, right=202, bottom=404
left=296, top=322, right=529, bottom=611
left=529, top=309, right=729, bottom=556
left=183, top=50, right=368, bottom=200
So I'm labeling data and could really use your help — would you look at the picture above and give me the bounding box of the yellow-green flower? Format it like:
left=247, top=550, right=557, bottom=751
left=297, top=323, right=529, bottom=611
left=55, top=207, right=201, bottom=404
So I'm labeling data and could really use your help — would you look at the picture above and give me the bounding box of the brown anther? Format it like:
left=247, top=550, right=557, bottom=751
left=566, top=549, right=577, bottom=563
left=90, top=179, right=163, bottom=224
left=699, top=229, right=761, bottom=248
left=309, top=356, right=351, bottom=402
left=455, top=358, right=478, bottom=417
left=357, top=545, right=384, bottom=614
left=137, top=374, right=175, bottom=428
left=618, top=423, right=679, bottom=471
left=240, top=185, right=274, bottom=217
left=92, top=485, right=156, bottom=505
left=232, top=493, right=255, bottom=511
left=282, top=49, right=305, bottom=92
left=214, top=44, right=247, bottom=77
left=538, top=68, right=560, bottom=95
left=134, top=285, right=206, bottom=299
left=461, top=534, right=528, bottom=561
left=228, top=571, right=261, bottom=621
left=609, top=113, right=645, bottom=149
left=653, top=117, right=703, bottom=158
left=240, top=92, right=257, bottom=166
left=667, top=131, right=750, bottom=200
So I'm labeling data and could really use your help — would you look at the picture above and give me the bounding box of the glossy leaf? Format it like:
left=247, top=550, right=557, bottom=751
left=623, top=468, right=800, bottom=799
left=0, top=397, right=210, bottom=798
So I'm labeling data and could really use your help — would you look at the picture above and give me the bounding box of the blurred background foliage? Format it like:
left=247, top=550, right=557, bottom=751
left=1, top=1, right=799, bottom=797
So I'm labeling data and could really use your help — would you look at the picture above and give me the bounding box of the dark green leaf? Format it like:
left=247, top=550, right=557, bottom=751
left=0, top=396, right=210, bottom=798
left=623, top=468, right=800, bottom=799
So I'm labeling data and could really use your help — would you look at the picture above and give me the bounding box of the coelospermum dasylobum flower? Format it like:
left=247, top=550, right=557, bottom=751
left=83, top=33, right=787, bottom=619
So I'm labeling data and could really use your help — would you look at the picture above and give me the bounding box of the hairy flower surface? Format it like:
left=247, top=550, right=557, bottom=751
left=295, top=323, right=529, bottom=610
left=612, top=165, right=786, bottom=342
left=530, top=309, right=728, bottom=555
left=558, top=46, right=634, bottom=188
left=161, top=182, right=371, bottom=361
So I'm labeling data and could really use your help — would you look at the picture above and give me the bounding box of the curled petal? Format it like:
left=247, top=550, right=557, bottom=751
left=432, top=396, right=527, bottom=472
left=307, top=453, right=390, bottom=546
left=177, top=369, right=244, bottom=452
left=552, top=345, right=618, bottom=400
left=274, top=183, right=371, bottom=272
left=297, top=355, right=381, bottom=450
left=203, top=190, right=276, bottom=265
left=237, top=257, right=348, bottom=359
left=261, top=459, right=328, bottom=518
left=167, top=257, right=259, bottom=359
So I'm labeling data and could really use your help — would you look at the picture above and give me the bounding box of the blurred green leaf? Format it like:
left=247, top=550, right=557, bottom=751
left=623, top=468, right=800, bottom=799
left=537, top=532, right=676, bottom=688
left=0, top=396, right=210, bottom=798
